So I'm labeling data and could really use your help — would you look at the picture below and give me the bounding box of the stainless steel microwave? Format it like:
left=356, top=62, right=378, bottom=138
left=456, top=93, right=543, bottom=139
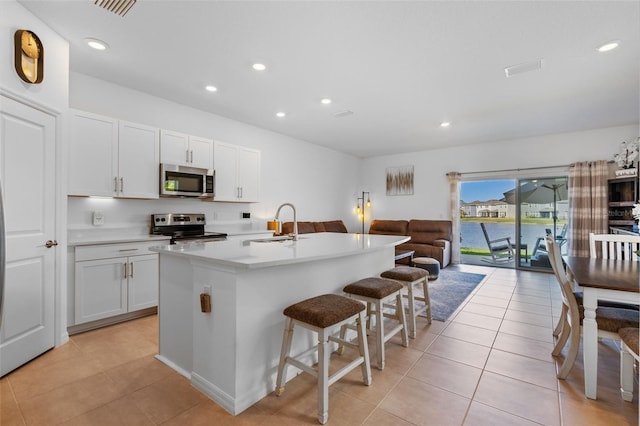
left=160, top=163, right=215, bottom=198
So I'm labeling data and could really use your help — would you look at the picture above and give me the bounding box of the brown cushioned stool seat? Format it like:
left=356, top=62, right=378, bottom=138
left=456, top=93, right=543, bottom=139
left=341, top=278, right=408, bottom=369
left=412, top=257, right=440, bottom=280
left=275, top=294, right=372, bottom=424
left=620, top=327, right=640, bottom=402
left=380, top=266, right=431, bottom=338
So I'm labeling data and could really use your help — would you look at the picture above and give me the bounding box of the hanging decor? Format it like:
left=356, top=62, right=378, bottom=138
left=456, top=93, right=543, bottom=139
left=386, top=165, right=414, bottom=196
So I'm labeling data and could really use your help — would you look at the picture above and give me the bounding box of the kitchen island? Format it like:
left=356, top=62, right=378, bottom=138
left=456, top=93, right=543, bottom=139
left=150, top=232, right=409, bottom=415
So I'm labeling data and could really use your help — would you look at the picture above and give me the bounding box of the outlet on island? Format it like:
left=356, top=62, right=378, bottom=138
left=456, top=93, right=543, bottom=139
left=242, top=212, right=250, bottom=219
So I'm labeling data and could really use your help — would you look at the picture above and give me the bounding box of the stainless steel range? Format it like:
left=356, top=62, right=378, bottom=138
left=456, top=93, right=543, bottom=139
left=150, top=213, right=227, bottom=244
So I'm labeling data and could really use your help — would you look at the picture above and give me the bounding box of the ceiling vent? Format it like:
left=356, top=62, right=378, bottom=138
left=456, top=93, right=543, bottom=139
left=504, top=59, right=543, bottom=78
left=94, top=0, right=137, bottom=17
left=333, top=110, right=354, bottom=118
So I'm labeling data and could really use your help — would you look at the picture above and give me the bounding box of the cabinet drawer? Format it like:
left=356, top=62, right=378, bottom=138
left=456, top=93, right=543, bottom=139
left=75, top=241, right=159, bottom=261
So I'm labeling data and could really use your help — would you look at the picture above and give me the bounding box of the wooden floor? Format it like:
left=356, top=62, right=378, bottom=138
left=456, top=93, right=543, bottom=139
left=2, top=264, right=638, bottom=425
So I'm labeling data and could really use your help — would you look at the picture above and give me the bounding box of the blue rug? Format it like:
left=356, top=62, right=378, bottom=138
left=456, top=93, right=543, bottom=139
left=427, top=270, right=486, bottom=321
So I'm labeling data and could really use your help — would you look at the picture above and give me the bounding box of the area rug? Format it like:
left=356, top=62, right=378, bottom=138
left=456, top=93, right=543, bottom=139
left=427, top=270, right=486, bottom=322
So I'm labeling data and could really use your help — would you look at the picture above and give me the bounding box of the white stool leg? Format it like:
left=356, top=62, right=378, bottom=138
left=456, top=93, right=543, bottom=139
left=621, top=342, right=635, bottom=402
left=356, top=311, right=372, bottom=386
left=317, top=328, right=330, bottom=425
left=422, top=278, right=432, bottom=324
left=275, top=318, right=294, bottom=396
left=406, top=282, right=417, bottom=338
left=396, top=293, right=409, bottom=347
left=374, top=298, right=385, bottom=369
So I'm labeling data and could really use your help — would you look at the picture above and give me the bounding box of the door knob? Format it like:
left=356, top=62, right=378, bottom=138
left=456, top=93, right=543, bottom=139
left=45, top=240, right=58, bottom=248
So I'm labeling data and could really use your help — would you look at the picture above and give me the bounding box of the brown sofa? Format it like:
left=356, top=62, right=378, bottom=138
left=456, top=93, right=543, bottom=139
left=280, top=220, right=348, bottom=234
left=369, top=219, right=452, bottom=268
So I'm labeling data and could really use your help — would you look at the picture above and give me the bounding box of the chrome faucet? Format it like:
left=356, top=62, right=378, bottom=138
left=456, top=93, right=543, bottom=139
left=274, top=203, right=298, bottom=240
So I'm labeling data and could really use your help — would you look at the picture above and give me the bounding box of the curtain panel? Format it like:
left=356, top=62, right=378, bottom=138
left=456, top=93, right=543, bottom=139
left=447, top=172, right=461, bottom=264
left=567, top=161, right=609, bottom=257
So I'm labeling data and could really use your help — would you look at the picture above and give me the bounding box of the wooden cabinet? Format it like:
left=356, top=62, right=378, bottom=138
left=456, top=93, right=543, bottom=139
left=74, top=242, right=159, bottom=324
left=160, top=129, right=213, bottom=169
left=68, top=109, right=159, bottom=198
left=214, top=141, right=260, bottom=202
left=608, top=172, right=639, bottom=231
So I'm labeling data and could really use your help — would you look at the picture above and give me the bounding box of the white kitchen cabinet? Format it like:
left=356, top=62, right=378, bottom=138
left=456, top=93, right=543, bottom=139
left=214, top=141, right=260, bottom=202
left=74, top=242, right=159, bottom=325
left=160, top=129, right=213, bottom=169
left=68, top=109, right=160, bottom=198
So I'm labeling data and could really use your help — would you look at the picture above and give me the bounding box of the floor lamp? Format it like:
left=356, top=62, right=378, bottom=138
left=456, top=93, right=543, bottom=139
left=356, top=191, right=371, bottom=234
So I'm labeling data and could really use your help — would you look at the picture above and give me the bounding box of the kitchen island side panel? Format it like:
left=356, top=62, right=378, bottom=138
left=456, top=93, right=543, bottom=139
left=189, top=246, right=394, bottom=415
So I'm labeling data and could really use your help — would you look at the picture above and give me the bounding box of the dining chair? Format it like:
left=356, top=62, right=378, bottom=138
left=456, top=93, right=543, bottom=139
left=589, top=232, right=640, bottom=260
left=619, top=327, right=639, bottom=402
left=545, top=236, right=639, bottom=379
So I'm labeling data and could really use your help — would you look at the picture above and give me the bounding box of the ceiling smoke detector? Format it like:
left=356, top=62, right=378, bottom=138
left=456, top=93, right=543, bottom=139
left=94, top=0, right=137, bottom=17
left=504, top=59, right=543, bottom=78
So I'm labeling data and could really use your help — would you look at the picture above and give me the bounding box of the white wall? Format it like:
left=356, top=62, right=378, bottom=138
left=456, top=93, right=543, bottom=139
left=361, top=124, right=639, bottom=223
left=68, top=72, right=362, bottom=232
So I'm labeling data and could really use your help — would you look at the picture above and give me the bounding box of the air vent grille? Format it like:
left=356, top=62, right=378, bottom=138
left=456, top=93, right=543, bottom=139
left=94, top=0, right=136, bottom=17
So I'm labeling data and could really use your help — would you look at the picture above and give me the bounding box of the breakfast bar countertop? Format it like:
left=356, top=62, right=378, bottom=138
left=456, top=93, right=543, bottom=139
left=150, top=232, right=410, bottom=269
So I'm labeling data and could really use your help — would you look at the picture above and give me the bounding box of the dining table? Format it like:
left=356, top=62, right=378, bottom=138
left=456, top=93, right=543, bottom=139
left=563, top=256, right=640, bottom=399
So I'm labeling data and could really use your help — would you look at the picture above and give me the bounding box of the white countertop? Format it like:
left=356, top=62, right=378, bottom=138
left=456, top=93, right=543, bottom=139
left=150, top=232, right=409, bottom=269
left=69, top=233, right=171, bottom=246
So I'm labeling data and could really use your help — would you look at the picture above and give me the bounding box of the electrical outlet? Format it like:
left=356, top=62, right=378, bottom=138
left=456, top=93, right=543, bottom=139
left=92, top=211, right=104, bottom=226
left=242, top=212, right=250, bottom=219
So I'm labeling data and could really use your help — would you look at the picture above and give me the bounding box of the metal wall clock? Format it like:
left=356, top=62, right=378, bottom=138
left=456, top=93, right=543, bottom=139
left=14, top=29, right=44, bottom=84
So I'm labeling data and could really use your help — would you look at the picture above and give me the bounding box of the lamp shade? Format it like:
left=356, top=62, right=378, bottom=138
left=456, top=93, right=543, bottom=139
left=267, top=220, right=280, bottom=231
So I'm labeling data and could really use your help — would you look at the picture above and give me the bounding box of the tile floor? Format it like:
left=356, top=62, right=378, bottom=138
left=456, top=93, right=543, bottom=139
left=1, top=264, right=638, bottom=425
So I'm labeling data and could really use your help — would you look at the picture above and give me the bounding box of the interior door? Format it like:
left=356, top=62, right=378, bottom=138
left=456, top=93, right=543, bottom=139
left=0, top=95, right=56, bottom=377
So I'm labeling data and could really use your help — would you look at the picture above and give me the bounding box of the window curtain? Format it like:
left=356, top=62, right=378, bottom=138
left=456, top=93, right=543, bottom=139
left=567, top=160, right=609, bottom=257
left=447, top=172, right=461, bottom=264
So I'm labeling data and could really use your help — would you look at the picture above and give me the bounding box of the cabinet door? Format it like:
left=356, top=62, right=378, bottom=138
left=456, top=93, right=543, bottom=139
left=68, top=110, right=118, bottom=196
left=189, top=135, right=213, bottom=169
left=127, top=254, right=159, bottom=311
left=214, top=140, right=239, bottom=201
left=75, top=258, right=128, bottom=324
left=160, top=129, right=190, bottom=166
left=118, top=121, right=160, bottom=199
left=238, top=147, right=260, bottom=202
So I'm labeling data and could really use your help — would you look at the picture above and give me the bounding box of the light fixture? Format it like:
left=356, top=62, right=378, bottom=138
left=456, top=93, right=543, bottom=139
left=320, top=98, right=332, bottom=105
left=276, top=112, right=286, bottom=118
left=597, top=40, right=620, bottom=52
left=355, top=191, right=371, bottom=234
left=205, top=85, right=217, bottom=92
left=440, top=121, right=451, bottom=128
left=252, top=63, right=266, bottom=71
left=85, top=38, right=109, bottom=50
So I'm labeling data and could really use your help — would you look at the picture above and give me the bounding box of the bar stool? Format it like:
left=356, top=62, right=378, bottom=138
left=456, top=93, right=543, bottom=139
left=340, top=277, right=408, bottom=370
left=275, top=293, right=372, bottom=425
left=380, top=266, right=431, bottom=338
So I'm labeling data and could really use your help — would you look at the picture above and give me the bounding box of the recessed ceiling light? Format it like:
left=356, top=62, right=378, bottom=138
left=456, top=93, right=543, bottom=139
left=440, top=121, right=451, bottom=128
left=320, top=98, right=332, bottom=105
left=252, top=63, right=266, bottom=71
left=205, top=85, right=217, bottom=92
left=276, top=112, right=286, bottom=118
left=85, top=38, right=109, bottom=50
left=597, top=40, right=620, bottom=52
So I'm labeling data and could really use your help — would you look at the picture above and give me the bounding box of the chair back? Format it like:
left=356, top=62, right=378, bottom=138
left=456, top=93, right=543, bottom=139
left=545, top=236, right=580, bottom=320
left=588, top=233, right=640, bottom=260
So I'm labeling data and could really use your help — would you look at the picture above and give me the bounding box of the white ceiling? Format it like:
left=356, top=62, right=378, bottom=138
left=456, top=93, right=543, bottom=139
left=19, top=1, right=640, bottom=158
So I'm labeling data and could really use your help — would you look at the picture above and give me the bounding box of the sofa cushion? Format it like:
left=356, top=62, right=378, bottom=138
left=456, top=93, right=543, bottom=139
left=321, top=220, right=348, bottom=233
left=281, top=221, right=316, bottom=234
left=407, top=220, right=452, bottom=245
left=369, top=219, right=408, bottom=235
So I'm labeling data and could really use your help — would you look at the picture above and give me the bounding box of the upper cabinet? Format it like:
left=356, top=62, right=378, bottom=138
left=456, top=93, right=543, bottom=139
left=160, top=129, right=213, bottom=170
left=68, top=109, right=160, bottom=199
left=214, top=141, right=260, bottom=202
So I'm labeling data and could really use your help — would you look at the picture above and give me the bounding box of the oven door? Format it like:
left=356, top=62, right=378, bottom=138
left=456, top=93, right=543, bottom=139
left=160, top=163, right=214, bottom=198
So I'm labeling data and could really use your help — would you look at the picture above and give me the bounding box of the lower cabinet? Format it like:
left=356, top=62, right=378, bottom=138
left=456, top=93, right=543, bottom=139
left=74, top=242, right=160, bottom=325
